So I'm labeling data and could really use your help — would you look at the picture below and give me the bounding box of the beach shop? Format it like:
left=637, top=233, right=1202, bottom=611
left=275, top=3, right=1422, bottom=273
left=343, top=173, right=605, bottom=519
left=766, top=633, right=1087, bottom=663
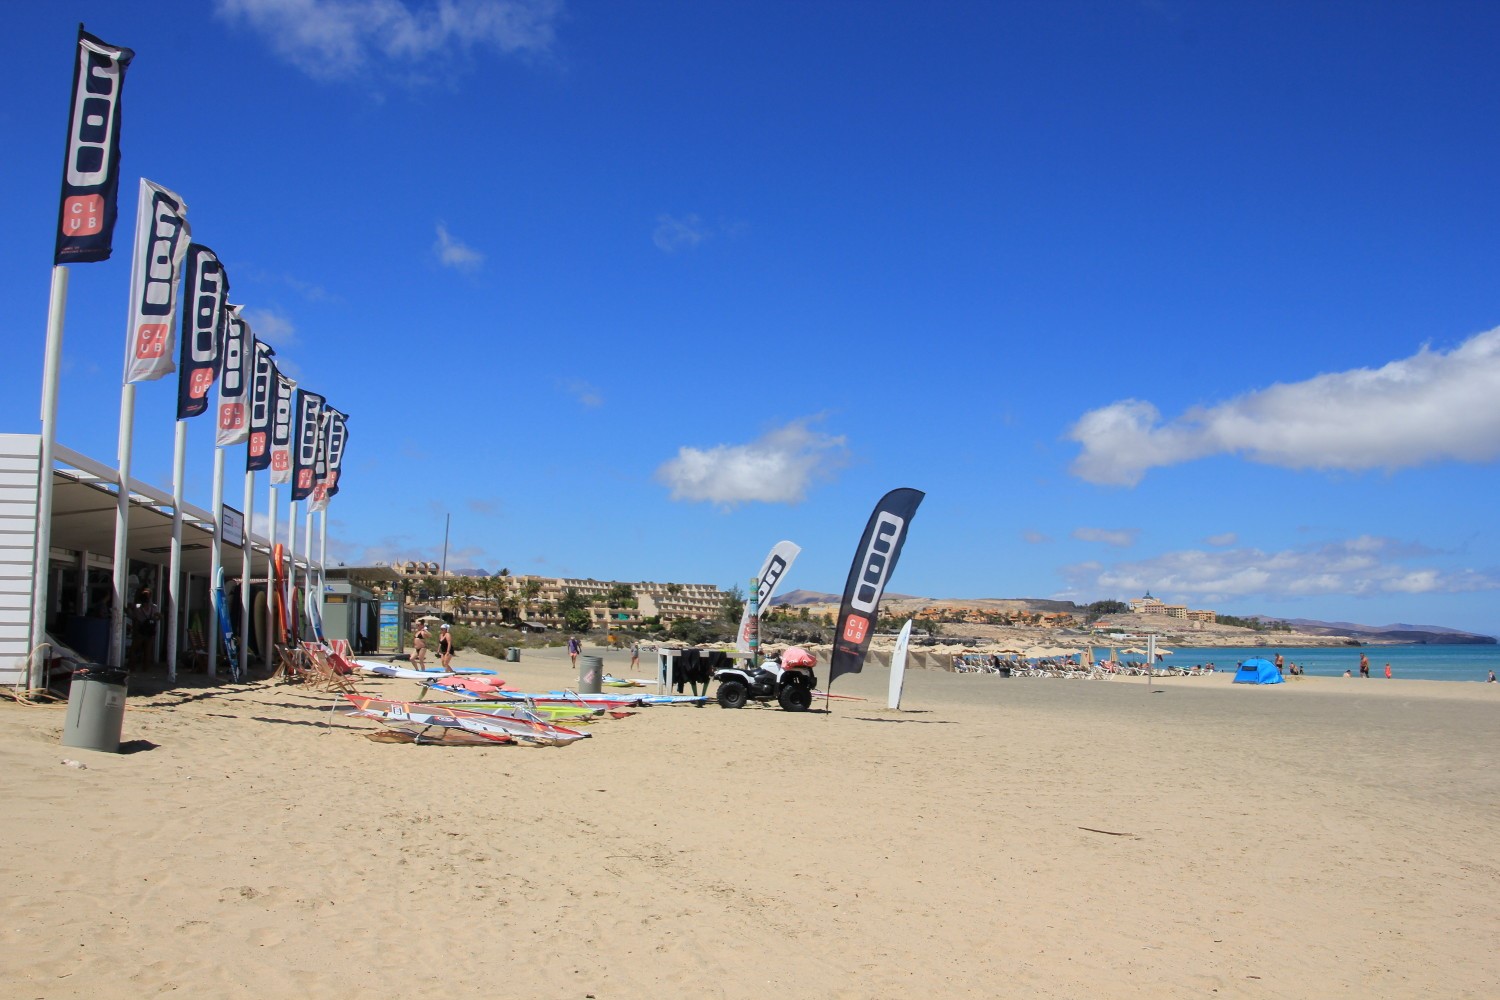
left=0, top=433, right=325, bottom=687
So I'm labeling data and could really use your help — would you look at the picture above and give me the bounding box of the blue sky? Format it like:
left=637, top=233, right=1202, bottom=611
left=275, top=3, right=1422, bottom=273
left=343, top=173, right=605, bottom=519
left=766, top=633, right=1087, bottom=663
left=5, top=2, right=1500, bottom=636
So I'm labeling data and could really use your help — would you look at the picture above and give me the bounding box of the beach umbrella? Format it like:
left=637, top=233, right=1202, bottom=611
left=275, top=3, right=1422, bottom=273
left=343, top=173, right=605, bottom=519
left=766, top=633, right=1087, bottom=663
left=417, top=615, right=442, bottom=623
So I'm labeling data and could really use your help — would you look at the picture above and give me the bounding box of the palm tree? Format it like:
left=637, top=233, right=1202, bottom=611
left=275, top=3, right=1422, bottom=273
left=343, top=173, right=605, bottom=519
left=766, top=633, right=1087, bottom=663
left=520, top=578, right=542, bottom=621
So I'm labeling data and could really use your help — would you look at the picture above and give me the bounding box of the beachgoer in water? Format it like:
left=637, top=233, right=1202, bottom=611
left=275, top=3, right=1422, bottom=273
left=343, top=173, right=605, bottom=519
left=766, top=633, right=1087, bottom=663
left=1489, top=670, right=1497, bottom=683
left=1274, top=653, right=1284, bottom=675
left=439, top=624, right=454, bottom=671
left=1384, top=663, right=1392, bottom=679
left=1343, top=669, right=1352, bottom=677
left=1359, top=653, right=1370, bottom=678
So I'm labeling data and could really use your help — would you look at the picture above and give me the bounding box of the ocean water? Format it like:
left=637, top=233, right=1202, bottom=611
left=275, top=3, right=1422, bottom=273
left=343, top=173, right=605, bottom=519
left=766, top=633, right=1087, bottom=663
left=1086, top=644, right=1500, bottom=683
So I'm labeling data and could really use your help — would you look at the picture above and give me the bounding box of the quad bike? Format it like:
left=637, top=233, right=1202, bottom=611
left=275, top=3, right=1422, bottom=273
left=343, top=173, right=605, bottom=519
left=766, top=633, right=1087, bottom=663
left=714, top=647, right=818, bottom=711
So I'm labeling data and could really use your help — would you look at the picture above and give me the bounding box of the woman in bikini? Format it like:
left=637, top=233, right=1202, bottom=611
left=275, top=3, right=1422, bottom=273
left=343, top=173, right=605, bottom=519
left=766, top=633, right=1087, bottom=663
left=412, top=622, right=429, bottom=669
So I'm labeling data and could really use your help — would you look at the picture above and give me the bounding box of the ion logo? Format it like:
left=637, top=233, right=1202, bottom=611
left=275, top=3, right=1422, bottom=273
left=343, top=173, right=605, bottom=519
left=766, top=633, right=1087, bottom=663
left=139, top=192, right=185, bottom=317
left=757, top=556, right=788, bottom=606
left=848, top=512, right=904, bottom=614
left=66, top=44, right=125, bottom=188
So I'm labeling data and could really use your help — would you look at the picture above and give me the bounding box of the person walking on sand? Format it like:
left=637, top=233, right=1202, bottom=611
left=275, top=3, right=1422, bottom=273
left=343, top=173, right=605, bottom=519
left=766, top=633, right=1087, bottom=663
left=1359, top=653, right=1370, bottom=678
left=568, top=634, right=581, bottom=670
left=127, top=588, right=160, bottom=669
left=412, top=622, right=430, bottom=669
left=629, top=641, right=640, bottom=672
left=1274, top=652, right=1284, bottom=675
left=439, top=624, right=454, bottom=672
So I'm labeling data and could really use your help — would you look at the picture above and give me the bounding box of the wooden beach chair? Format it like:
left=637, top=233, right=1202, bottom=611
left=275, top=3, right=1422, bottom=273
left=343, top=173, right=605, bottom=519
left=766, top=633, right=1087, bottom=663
left=272, top=644, right=308, bottom=684
left=179, top=626, right=209, bottom=674
left=303, top=643, right=359, bottom=694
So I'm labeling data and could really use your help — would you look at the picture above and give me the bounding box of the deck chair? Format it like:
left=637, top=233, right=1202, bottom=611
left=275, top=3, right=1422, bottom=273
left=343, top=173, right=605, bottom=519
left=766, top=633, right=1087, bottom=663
left=180, top=627, right=209, bottom=674
left=272, top=644, right=309, bottom=684
left=303, top=642, right=359, bottom=694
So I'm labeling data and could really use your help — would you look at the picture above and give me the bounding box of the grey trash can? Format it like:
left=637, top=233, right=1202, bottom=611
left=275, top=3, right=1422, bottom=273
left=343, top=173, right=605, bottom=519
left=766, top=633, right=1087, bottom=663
left=578, top=654, right=603, bottom=694
left=506, top=647, right=520, bottom=662
left=62, top=666, right=128, bottom=753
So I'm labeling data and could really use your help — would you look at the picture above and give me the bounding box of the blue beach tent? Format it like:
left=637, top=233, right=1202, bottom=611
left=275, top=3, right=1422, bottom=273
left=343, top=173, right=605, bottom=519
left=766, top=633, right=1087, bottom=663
left=1233, top=657, right=1283, bottom=685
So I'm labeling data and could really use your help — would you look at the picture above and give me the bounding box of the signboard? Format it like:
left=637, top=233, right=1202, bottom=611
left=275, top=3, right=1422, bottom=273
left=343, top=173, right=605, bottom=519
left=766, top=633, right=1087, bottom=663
left=379, top=600, right=401, bottom=652
left=221, top=505, right=244, bottom=548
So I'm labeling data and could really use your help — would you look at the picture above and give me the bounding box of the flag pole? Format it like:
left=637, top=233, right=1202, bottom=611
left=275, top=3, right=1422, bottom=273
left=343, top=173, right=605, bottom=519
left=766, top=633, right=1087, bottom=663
left=207, top=446, right=224, bottom=677
left=110, top=383, right=136, bottom=670
left=265, top=482, right=278, bottom=664
left=318, top=507, right=328, bottom=626
left=239, top=467, right=254, bottom=679
left=30, top=265, right=70, bottom=690
left=166, top=419, right=186, bottom=683
left=286, top=492, right=298, bottom=643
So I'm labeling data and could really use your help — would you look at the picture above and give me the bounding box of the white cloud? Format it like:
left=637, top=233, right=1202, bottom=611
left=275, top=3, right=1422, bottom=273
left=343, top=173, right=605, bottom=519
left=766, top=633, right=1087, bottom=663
left=1022, top=530, right=1051, bottom=544
left=653, top=214, right=707, bottom=252
left=1060, top=535, right=1500, bottom=604
left=1072, top=526, right=1138, bottom=548
left=242, top=307, right=300, bottom=348
left=655, top=418, right=849, bottom=507
left=1068, top=326, right=1500, bottom=486
left=215, top=0, right=560, bottom=80
left=434, top=223, right=485, bottom=271
left=1205, top=532, right=1238, bottom=547
left=559, top=378, right=602, bottom=408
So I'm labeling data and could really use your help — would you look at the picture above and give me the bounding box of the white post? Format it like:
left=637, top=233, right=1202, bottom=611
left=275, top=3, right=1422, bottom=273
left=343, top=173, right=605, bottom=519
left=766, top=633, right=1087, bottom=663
left=1147, top=633, right=1156, bottom=690
left=111, top=381, right=136, bottom=669
left=167, top=420, right=187, bottom=683
left=30, top=266, right=69, bottom=690
left=207, top=447, right=224, bottom=677
left=285, top=493, right=297, bottom=641
left=318, top=508, right=328, bottom=625
left=303, top=504, right=315, bottom=637
left=265, top=484, right=278, bottom=664
left=239, top=468, right=254, bottom=679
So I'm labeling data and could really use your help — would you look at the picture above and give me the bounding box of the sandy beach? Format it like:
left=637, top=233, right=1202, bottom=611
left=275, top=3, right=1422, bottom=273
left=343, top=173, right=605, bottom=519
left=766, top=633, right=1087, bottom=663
left=2, top=646, right=1497, bottom=999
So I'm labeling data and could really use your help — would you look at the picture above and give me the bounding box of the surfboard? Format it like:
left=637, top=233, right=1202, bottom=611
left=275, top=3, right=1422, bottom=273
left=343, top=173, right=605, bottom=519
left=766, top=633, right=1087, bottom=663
left=252, top=588, right=268, bottom=663
left=215, top=566, right=239, bottom=682
left=273, top=544, right=287, bottom=645
left=306, top=583, right=325, bottom=644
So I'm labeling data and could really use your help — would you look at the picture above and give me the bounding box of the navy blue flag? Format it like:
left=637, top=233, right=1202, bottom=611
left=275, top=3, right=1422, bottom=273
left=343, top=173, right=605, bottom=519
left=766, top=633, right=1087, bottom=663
left=828, top=488, right=925, bottom=685
left=246, top=340, right=278, bottom=472
left=176, top=244, right=227, bottom=418
left=290, top=388, right=325, bottom=501
left=55, top=26, right=133, bottom=264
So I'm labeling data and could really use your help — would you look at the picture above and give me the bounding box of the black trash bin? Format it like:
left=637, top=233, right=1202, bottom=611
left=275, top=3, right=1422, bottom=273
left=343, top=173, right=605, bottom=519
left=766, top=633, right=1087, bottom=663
left=61, top=666, right=128, bottom=753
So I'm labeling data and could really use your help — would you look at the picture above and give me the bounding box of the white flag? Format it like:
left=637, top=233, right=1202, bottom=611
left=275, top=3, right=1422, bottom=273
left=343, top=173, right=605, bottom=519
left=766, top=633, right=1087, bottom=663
left=124, top=178, right=190, bottom=383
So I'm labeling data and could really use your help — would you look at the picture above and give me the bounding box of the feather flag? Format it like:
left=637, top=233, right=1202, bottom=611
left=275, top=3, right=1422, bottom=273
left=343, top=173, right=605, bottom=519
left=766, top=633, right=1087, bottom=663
left=736, top=541, right=801, bottom=653
left=175, top=244, right=227, bottom=418
left=268, top=369, right=297, bottom=486
left=828, top=488, right=924, bottom=686
left=246, top=339, right=278, bottom=471
left=215, top=305, right=252, bottom=445
left=123, top=179, right=190, bottom=383
left=290, top=388, right=325, bottom=501
left=55, top=27, right=133, bottom=264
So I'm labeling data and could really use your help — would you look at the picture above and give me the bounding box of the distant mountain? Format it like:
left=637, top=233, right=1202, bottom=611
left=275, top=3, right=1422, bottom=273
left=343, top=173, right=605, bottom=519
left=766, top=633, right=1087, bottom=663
left=775, top=589, right=924, bottom=606
left=1261, top=616, right=1496, bottom=645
